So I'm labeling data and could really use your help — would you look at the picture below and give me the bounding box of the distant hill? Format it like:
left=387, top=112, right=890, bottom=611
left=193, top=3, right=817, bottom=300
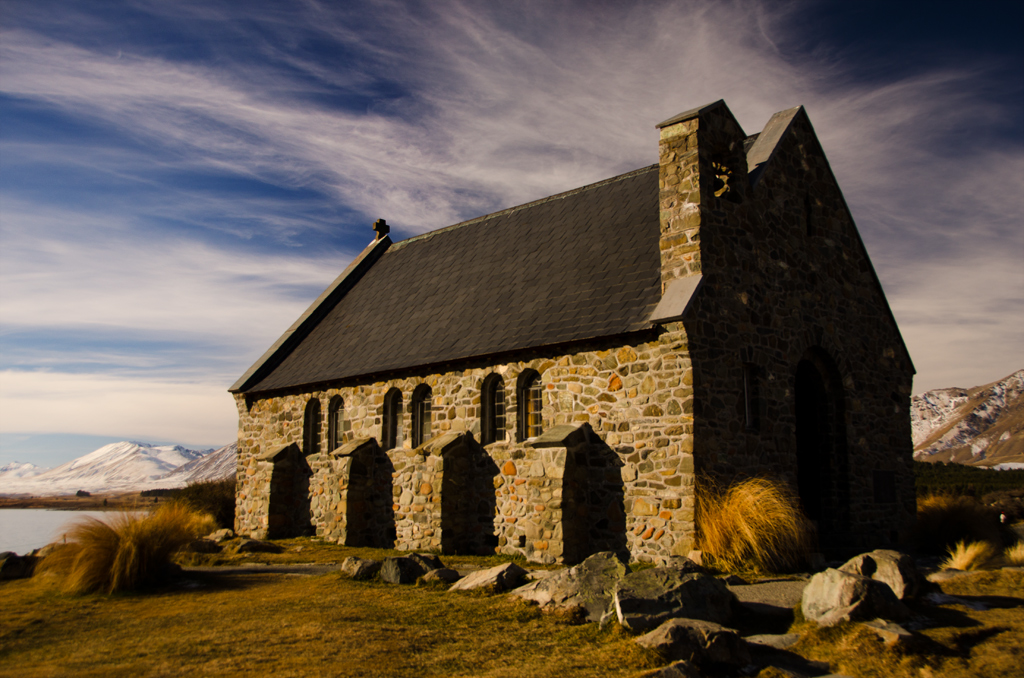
left=0, top=461, right=46, bottom=481
left=0, top=441, right=236, bottom=495
left=912, top=369, right=1024, bottom=468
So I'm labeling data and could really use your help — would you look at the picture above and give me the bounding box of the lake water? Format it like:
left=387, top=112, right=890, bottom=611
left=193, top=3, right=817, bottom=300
left=0, top=509, right=119, bottom=554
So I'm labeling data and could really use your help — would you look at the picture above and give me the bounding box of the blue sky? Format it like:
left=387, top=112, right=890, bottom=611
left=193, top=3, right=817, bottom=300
left=1, top=0, right=1022, bottom=467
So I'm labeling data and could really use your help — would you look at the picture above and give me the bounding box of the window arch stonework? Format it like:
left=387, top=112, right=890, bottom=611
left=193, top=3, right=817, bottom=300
left=411, top=385, right=432, bottom=448
left=481, top=374, right=506, bottom=445
left=303, top=397, right=322, bottom=456
left=516, top=370, right=543, bottom=441
left=382, top=388, right=403, bottom=451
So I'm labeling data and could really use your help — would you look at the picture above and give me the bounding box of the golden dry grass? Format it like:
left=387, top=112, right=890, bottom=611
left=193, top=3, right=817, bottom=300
left=941, top=540, right=999, bottom=571
left=2, top=564, right=657, bottom=677
left=36, top=502, right=214, bottom=594
left=696, top=477, right=814, bottom=574
left=914, top=494, right=1002, bottom=555
left=1004, top=541, right=1024, bottom=566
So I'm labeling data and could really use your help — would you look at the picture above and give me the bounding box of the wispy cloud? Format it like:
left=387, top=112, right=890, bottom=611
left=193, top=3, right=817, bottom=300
left=0, top=0, right=1020, bottom=456
left=0, top=370, right=236, bottom=447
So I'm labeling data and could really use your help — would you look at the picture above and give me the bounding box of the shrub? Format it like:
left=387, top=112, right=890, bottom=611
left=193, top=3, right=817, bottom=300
left=942, top=540, right=998, bottom=571
left=914, top=494, right=1002, bottom=555
left=37, top=502, right=214, bottom=594
left=174, top=478, right=236, bottom=529
left=1005, top=542, right=1024, bottom=567
left=696, top=477, right=815, bottom=574
left=982, top=488, right=1024, bottom=524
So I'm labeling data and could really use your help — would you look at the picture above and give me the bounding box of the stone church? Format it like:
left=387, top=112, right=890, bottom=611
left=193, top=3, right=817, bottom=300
left=230, top=100, right=916, bottom=564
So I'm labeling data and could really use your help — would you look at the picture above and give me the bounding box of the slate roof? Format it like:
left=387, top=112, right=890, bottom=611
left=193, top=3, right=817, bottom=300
left=238, top=164, right=663, bottom=394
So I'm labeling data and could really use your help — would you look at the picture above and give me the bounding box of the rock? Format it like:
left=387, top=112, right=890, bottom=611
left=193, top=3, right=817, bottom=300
left=720, top=574, right=748, bottom=586
left=380, top=556, right=427, bottom=584
left=635, top=618, right=750, bottom=667
left=183, top=538, right=222, bottom=554
left=511, top=551, right=629, bottom=622
left=340, top=557, right=382, bottom=580
left=0, top=552, right=37, bottom=580
left=422, top=567, right=461, bottom=584
left=613, top=568, right=736, bottom=632
left=838, top=550, right=921, bottom=600
left=801, top=568, right=910, bottom=626
left=408, top=553, right=444, bottom=572
left=449, top=562, right=526, bottom=592
left=663, top=556, right=707, bottom=574
left=860, top=618, right=913, bottom=645
left=235, top=538, right=283, bottom=554
left=632, top=659, right=703, bottom=678
left=207, top=528, right=235, bottom=543
left=685, top=551, right=704, bottom=567
left=926, top=569, right=972, bottom=583
left=728, top=578, right=808, bottom=617
left=744, top=633, right=801, bottom=650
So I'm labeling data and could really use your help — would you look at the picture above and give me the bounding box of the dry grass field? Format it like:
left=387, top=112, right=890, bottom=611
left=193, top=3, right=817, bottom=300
left=2, top=536, right=1023, bottom=677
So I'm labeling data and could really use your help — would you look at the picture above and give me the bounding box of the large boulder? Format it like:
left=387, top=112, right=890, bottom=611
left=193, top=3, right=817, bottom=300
left=340, top=557, right=382, bottom=580
left=449, top=563, right=526, bottom=592
left=511, top=551, right=629, bottom=622
left=801, top=568, right=910, bottom=626
left=635, top=618, right=750, bottom=668
left=613, top=568, right=736, bottom=632
left=838, top=550, right=921, bottom=600
left=380, top=556, right=428, bottom=584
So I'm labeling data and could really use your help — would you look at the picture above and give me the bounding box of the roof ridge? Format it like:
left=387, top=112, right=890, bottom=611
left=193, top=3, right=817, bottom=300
left=392, top=164, right=659, bottom=250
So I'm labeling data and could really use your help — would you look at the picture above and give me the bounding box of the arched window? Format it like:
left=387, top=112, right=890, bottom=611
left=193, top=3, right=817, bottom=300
left=303, top=397, right=321, bottom=456
left=480, top=374, right=506, bottom=445
left=382, top=388, right=403, bottom=451
left=517, top=370, right=543, bottom=441
left=327, top=395, right=346, bottom=451
left=411, top=384, right=432, bottom=448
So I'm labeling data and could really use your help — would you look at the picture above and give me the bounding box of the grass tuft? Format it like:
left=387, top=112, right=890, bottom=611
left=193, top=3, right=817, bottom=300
left=37, top=502, right=214, bottom=594
left=1004, top=541, right=1024, bottom=566
left=173, top=478, right=236, bottom=529
left=914, top=494, right=1002, bottom=555
left=941, top=540, right=998, bottom=571
left=696, top=477, right=814, bottom=574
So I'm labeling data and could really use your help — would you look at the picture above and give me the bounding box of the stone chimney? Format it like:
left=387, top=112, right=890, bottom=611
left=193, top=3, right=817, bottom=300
left=655, top=100, right=748, bottom=293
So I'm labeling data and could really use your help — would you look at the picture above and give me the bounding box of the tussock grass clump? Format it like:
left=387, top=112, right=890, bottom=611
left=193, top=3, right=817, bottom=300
left=941, top=540, right=998, bottom=571
left=696, top=477, right=814, bottom=574
left=174, top=478, right=236, bottom=528
left=914, top=494, right=1002, bottom=554
left=37, top=502, right=214, bottom=594
left=1004, top=541, right=1024, bottom=566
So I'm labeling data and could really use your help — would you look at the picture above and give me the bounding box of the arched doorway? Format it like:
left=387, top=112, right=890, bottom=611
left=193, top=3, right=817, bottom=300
left=794, top=349, right=849, bottom=546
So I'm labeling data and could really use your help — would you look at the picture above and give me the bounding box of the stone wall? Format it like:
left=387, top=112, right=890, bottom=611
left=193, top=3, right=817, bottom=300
left=234, top=327, right=698, bottom=564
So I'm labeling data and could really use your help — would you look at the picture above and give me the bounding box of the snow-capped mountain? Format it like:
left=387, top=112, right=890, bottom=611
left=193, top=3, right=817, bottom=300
left=912, top=369, right=1024, bottom=467
left=0, top=441, right=236, bottom=495
left=0, top=461, right=47, bottom=481
left=158, top=443, right=237, bottom=486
